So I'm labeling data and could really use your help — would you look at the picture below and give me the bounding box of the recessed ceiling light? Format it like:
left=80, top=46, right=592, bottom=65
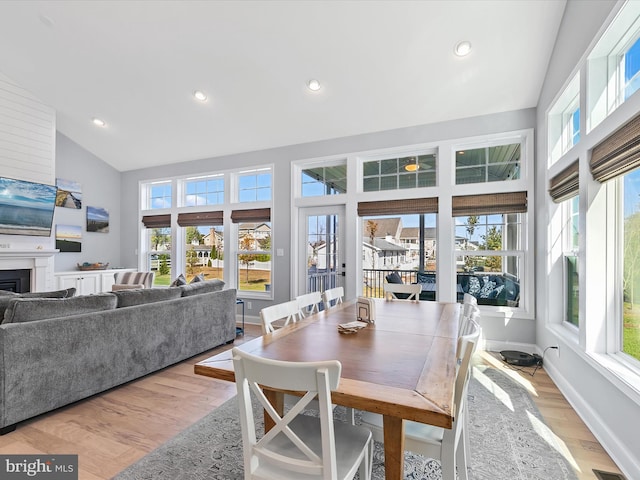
left=193, top=90, right=208, bottom=102
left=454, top=41, right=472, bottom=57
left=307, top=79, right=321, bottom=91
left=92, top=118, right=106, bottom=127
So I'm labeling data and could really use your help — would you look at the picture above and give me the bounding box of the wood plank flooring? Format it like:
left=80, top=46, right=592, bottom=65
left=0, top=325, right=624, bottom=480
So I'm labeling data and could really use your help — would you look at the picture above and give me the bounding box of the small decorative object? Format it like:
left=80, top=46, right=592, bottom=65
left=337, top=321, right=368, bottom=334
left=77, top=262, right=109, bottom=271
left=356, top=296, right=376, bottom=323
left=86, top=206, right=109, bottom=233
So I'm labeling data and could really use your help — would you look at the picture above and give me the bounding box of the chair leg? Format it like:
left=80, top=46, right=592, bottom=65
left=440, top=448, right=456, bottom=480
left=456, top=434, right=469, bottom=480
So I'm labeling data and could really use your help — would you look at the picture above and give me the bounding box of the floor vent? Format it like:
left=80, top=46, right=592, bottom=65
left=593, top=469, right=627, bottom=480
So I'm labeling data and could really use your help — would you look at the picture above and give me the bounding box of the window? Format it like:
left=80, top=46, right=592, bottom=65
left=454, top=209, right=523, bottom=307
left=238, top=168, right=272, bottom=202
left=302, top=164, right=347, bottom=196
left=184, top=174, right=224, bottom=206
left=455, top=143, right=521, bottom=185
left=361, top=213, right=437, bottom=299
left=237, top=221, right=271, bottom=293
left=148, top=181, right=172, bottom=209
left=565, top=196, right=579, bottom=327
left=362, top=153, right=436, bottom=192
left=548, top=73, right=580, bottom=165
left=147, top=227, right=172, bottom=286
left=621, top=169, right=640, bottom=362
left=587, top=1, right=640, bottom=131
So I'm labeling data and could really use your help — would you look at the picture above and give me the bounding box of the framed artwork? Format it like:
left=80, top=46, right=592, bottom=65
left=56, top=224, right=82, bottom=252
left=86, top=206, right=109, bottom=233
left=55, top=178, right=82, bottom=209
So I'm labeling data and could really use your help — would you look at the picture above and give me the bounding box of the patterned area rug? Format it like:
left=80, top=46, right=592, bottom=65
left=114, top=363, right=578, bottom=480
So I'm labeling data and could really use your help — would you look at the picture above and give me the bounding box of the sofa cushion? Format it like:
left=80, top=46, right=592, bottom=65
left=113, top=286, right=182, bottom=308
left=0, top=287, right=76, bottom=320
left=2, top=293, right=117, bottom=324
left=179, top=279, right=225, bottom=297
left=170, top=274, right=187, bottom=287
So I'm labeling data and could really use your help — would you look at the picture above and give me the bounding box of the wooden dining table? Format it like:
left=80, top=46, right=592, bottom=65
left=195, top=298, right=460, bottom=480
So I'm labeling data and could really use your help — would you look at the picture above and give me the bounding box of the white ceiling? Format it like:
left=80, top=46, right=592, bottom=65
left=0, top=0, right=566, bottom=172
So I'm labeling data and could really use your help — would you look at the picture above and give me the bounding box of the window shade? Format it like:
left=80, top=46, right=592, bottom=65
left=357, top=197, right=438, bottom=216
left=231, top=208, right=271, bottom=223
left=452, top=191, right=527, bottom=217
left=590, top=112, right=640, bottom=183
left=549, top=160, right=579, bottom=203
left=176, top=211, right=223, bottom=226
left=141, top=214, right=171, bottom=228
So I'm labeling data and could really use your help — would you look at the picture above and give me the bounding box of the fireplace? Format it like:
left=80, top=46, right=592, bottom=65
left=0, top=249, right=57, bottom=293
left=0, top=269, right=31, bottom=293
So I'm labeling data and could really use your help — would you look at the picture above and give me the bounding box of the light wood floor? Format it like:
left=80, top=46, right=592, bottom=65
left=0, top=324, right=623, bottom=480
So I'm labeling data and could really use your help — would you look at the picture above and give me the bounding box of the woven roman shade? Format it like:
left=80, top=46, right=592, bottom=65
left=452, top=191, right=527, bottom=217
left=176, top=211, right=223, bottom=226
left=549, top=160, right=579, bottom=203
left=141, top=214, right=171, bottom=228
left=231, top=208, right=271, bottom=223
left=591, top=112, right=640, bottom=182
left=357, top=197, right=439, bottom=216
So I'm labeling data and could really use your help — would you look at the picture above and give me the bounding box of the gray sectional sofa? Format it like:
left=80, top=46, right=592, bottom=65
left=0, top=280, right=236, bottom=433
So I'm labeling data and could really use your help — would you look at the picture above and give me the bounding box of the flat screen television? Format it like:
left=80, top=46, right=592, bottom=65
left=0, top=176, right=57, bottom=237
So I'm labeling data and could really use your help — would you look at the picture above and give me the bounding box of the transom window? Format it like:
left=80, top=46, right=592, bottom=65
left=362, top=154, right=436, bottom=192
left=302, top=164, right=347, bottom=197
left=148, top=181, right=172, bottom=209
left=184, top=174, right=224, bottom=206
left=623, top=35, right=640, bottom=100
left=238, top=169, right=272, bottom=202
left=455, top=143, right=521, bottom=185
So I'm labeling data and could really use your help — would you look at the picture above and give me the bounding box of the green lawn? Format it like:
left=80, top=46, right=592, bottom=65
left=623, top=303, right=640, bottom=361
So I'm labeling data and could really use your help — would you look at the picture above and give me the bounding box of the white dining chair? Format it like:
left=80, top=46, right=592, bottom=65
left=231, top=347, right=373, bottom=480
left=296, top=291, right=323, bottom=317
left=359, top=320, right=480, bottom=480
left=259, top=300, right=301, bottom=334
left=383, top=282, right=422, bottom=301
left=322, top=286, right=344, bottom=310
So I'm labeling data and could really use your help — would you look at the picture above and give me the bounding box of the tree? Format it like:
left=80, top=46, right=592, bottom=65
left=256, top=235, right=272, bottom=263
left=366, top=220, right=379, bottom=269
left=158, top=254, right=170, bottom=276
left=238, top=234, right=258, bottom=282
left=482, top=225, right=503, bottom=271
left=463, top=216, right=479, bottom=271
left=151, top=229, right=169, bottom=251
left=186, top=226, right=203, bottom=245
left=623, top=210, right=640, bottom=306
left=186, top=245, right=198, bottom=274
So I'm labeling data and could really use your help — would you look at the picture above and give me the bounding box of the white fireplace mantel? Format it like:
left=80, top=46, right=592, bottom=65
left=0, top=249, right=58, bottom=292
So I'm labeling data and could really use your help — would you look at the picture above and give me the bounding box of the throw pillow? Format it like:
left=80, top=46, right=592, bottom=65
left=385, top=272, right=403, bottom=284
left=179, top=279, right=225, bottom=297
left=2, top=293, right=118, bottom=324
left=190, top=273, right=206, bottom=283
left=170, top=274, right=187, bottom=287
left=0, top=287, right=76, bottom=320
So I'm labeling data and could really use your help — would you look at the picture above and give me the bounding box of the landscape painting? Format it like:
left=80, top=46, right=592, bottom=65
left=56, top=224, right=82, bottom=252
left=86, top=206, right=109, bottom=233
left=55, top=178, right=82, bottom=209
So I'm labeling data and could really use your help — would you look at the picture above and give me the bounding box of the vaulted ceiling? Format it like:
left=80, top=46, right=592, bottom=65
left=0, top=1, right=566, bottom=172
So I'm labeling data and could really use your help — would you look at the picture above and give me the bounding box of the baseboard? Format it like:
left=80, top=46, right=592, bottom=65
left=483, top=339, right=537, bottom=354
left=543, top=360, right=639, bottom=480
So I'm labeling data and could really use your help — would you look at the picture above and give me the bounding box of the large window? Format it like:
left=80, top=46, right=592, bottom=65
left=147, top=227, right=172, bottom=286
left=148, top=181, right=172, bottom=209
left=237, top=221, right=272, bottom=293
left=455, top=143, right=521, bottom=185
left=302, top=164, right=347, bottom=196
left=363, top=153, right=436, bottom=192
left=621, top=169, right=640, bottom=362
left=565, top=196, right=579, bottom=327
left=184, top=174, right=224, bottom=206
left=184, top=225, right=224, bottom=282
left=454, top=211, right=523, bottom=307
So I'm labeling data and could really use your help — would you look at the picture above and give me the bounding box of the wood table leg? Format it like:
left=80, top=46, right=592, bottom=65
left=383, top=414, right=405, bottom=480
left=264, top=390, right=284, bottom=433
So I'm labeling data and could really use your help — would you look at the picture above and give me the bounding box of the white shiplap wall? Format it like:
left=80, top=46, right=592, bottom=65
left=0, top=72, right=55, bottom=185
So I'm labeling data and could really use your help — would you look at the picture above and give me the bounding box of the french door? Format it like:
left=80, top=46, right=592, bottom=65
left=298, top=206, right=345, bottom=297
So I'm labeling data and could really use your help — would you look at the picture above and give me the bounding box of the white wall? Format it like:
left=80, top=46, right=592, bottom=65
left=54, top=133, right=123, bottom=272
left=535, top=1, right=639, bottom=478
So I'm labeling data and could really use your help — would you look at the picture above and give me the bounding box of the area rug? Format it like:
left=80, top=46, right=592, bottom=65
left=113, top=364, right=578, bottom=480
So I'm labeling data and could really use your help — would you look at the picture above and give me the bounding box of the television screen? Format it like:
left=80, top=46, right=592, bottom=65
left=0, top=176, right=57, bottom=237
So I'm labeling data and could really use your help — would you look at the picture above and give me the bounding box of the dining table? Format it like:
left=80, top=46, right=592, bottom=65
left=195, top=297, right=460, bottom=480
